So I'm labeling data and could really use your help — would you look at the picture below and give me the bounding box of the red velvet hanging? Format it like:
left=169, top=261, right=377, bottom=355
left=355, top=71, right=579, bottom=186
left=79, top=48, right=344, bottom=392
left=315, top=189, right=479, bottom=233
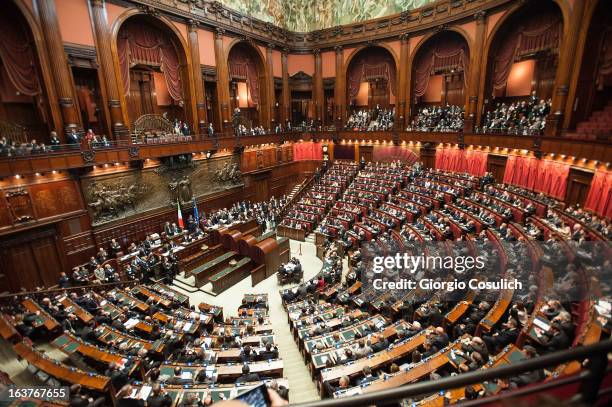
left=492, top=10, right=561, bottom=92
left=0, top=12, right=40, bottom=96
left=117, top=20, right=183, bottom=102
left=413, top=37, right=468, bottom=97
left=228, top=48, right=260, bottom=104
left=503, top=156, right=569, bottom=199
left=292, top=142, right=322, bottom=161
left=584, top=170, right=612, bottom=219
left=347, top=48, right=397, bottom=100
left=435, top=148, right=487, bottom=176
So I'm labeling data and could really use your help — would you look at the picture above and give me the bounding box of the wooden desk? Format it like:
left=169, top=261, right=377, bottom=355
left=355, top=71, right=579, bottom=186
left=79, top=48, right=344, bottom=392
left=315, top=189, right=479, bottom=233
left=109, top=289, right=149, bottom=313
left=132, top=285, right=172, bottom=308
left=52, top=332, right=144, bottom=377
left=21, top=299, right=59, bottom=331
left=310, top=320, right=409, bottom=370
left=57, top=296, right=93, bottom=324
left=150, top=283, right=190, bottom=305
left=158, top=359, right=283, bottom=383
left=356, top=340, right=464, bottom=395
left=209, top=258, right=252, bottom=294
left=321, top=331, right=428, bottom=384
left=13, top=342, right=110, bottom=392
left=94, top=324, right=165, bottom=354
left=0, top=314, right=19, bottom=342
left=128, top=379, right=288, bottom=406
left=191, top=251, right=237, bottom=287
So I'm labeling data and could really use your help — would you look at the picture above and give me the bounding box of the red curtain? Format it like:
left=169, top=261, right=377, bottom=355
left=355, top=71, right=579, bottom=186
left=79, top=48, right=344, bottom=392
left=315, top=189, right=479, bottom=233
left=372, top=146, right=418, bottom=164
left=117, top=20, right=183, bottom=102
left=492, top=11, right=561, bottom=92
left=414, top=37, right=468, bottom=97
left=228, top=48, right=260, bottom=104
left=348, top=48, right=397, bottom=99
left=0, top=12, right=40, bottom=96
left=584, top=170, right=612, bottom=218
left=435, top=148, right=487, bottom=176
left=293, top=142, right=322, bottom=161
left=503, top=156, right=569, bottom=199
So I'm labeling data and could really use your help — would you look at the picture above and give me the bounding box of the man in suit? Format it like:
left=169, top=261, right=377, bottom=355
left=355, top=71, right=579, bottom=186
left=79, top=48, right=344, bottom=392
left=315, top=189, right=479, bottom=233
left=146, top=384, right=172, bottom=407
left=258, top=343, right=279, bottom=361
left=166, top=367, right=192, bottom=385
left=323, top=375, right=350, bottom=398
left=432, top=327, right=450, bottom=350
left=236, top=364, right=260, bottom=383
left=359, top=366, right=378, bottom=386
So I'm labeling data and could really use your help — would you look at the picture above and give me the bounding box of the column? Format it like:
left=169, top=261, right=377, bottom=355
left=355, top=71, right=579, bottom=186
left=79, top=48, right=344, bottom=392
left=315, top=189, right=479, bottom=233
left=545, top=1, right=585, bottom=136
left=37, top=0, right=82, bottom=139
left=334, top=46, right=345, bottom=127
left=214, top=28, right=232, bottom=131
left=314, top=49, right=324, bottom=126
left=464, top=11, right=486, bottom=132
left=266, top=44, right=276, bottom=128
left=89, top=0, right=127, bottom=139
left=187, top=21, right=208, bottom=134
left=397, top=33, right=410, bottom=129
left=281, top=49, right=290, bottom=125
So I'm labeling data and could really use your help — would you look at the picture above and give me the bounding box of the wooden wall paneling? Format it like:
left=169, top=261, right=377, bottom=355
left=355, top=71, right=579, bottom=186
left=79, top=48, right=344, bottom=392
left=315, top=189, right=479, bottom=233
left=487, top=153, right=508, bottom=184
left=565, top=168, right=594, bottom=207
left=0, top=191, right=13, bottom=228
left=359, top=145, right=374, bottom=163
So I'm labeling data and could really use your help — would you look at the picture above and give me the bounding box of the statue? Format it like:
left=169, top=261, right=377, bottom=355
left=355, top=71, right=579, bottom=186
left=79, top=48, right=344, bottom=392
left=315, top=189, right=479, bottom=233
left=87, top=182, right=146, bottom=223
left=169, top=176, right=192, bottom=205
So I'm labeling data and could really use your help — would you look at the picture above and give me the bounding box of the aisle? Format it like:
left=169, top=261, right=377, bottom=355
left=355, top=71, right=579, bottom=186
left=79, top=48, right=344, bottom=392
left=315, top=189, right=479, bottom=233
left=172, top=238, right=322, bottom=403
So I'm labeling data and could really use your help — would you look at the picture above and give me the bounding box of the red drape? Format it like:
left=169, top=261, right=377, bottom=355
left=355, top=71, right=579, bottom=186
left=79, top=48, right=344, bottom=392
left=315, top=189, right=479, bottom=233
left=492, top=12, right=561, bottom=92
left=503, top=156, right=569, bottom=199
left=293, top=142, right=323, bottom=161
left=348, top=48, right=397, bottom=99
left=0, top=12, right=40, bottom=96
left=372, top=146, right=418, bottom=164
left=414, top=37, right=468, bottom=97
left=435, top=148, right=487, bottom=176
left=117, top=20, right=183, bottom=102
left=584, top=170, right=612, bottom=219
left=228, top=49, right=260, bottom=104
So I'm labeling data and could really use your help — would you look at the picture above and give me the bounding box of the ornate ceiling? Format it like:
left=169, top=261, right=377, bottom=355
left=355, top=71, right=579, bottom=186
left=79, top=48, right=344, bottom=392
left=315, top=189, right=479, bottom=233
left=218, top=0, right=436, bottom=32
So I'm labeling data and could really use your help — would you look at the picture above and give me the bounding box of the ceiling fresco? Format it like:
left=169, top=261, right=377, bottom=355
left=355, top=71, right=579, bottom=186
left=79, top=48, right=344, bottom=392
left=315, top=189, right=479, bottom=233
left=217, top=0, right=436, bottom=32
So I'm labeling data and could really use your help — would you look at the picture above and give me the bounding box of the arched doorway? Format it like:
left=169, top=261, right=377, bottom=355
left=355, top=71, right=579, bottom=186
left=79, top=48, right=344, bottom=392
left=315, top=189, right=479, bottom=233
left=0, top=1, right=52, bottom=143
left=227, top=41, right=268, bottom=129
left=346, top=46, right=397, bottom=112
left=410, top=31, right=470, bottom=118
left=482, top=1, right=563, bottom=120
left=115, top=15, right=193, bottom=131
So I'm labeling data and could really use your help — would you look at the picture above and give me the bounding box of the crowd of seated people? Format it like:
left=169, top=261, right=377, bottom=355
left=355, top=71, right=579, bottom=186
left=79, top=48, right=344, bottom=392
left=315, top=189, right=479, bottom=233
left=296, top=160, right=611, bottom=402
left=407, top=104, right=464, bottom=132
left=1, top=286, right=290, bottom=406
left=278, top=258, right=303, bottom=285
left=202, top=196, right=287, bottom=232
left=345, top=106, right=395, bottom=131
left=478, top=93, right=551, bottom=135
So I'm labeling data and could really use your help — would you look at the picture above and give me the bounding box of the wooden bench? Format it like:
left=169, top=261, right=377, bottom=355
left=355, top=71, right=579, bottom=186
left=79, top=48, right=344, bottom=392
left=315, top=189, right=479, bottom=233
left=209, top=258, right=252, bottom=294
left=182, top=244, right=224, bottom=277
left=13, top=341, right=110, bottom=393
left=191, top=251, right=238, bottom=287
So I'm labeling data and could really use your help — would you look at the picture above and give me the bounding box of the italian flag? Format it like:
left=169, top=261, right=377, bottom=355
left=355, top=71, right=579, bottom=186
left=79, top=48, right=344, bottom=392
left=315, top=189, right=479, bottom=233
left=177, top=202, right=184, bottom=229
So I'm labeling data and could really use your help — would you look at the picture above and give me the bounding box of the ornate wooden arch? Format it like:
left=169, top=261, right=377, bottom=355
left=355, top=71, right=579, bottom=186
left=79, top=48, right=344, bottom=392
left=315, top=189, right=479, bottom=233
left=476, top=0, right=568, bottom=125
left=224, top=39, right=271, bottom=127
left=344, top=44, right=400, bottom=110
left=407, top=28, right=472, bottom=115
left=109, top=8, right=197, bottom=133
left=4, top=0, right=62, bottom=137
